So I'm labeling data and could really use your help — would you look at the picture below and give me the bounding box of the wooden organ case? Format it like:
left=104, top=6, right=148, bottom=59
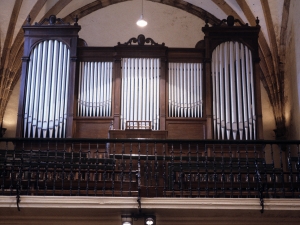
left=16, top=15, right=262, bottom=141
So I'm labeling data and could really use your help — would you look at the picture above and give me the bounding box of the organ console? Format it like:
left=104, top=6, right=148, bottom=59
left=16, top=15, right=262, bottom=141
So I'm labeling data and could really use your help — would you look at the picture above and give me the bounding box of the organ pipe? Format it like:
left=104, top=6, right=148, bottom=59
left=120, top=58, right=160, bottom=130
left=212, top=41, right=256, bottom=140
left=23, top=40, right=70, bottom=138
left=168, top=63, right=203, bottom=118
left=77, top=61, right=113, bottom=117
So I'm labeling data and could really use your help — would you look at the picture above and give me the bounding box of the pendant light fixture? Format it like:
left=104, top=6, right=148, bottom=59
left=136, top=0, right=147, bottom=27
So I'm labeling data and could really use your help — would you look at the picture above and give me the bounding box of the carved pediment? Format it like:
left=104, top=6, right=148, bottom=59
left=118, top=34, right=165, bottom=46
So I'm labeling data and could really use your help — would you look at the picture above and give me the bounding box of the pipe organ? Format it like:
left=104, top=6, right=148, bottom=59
left=17, top=15, right=262, bottom=140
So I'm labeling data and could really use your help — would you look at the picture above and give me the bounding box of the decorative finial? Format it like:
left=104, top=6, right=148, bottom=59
left=256, top=17, right=260, bottom=26
left=74, top=15, right=79, bottom=26
left=49, top=15, right=57, bottom=25
left=26, top=15, right=31, bottom=25
left=227, top=15, right=235, bottom=26
left=205, top=17, right=209, bottom=27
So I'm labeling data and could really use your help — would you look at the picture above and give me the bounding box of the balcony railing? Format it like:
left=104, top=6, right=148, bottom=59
left=1, top=138, right=300, bottom=204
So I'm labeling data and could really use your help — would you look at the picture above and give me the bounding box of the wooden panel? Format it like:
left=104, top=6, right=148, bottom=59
left=166, top=119, right=206, bottom=139
left=167, top=48, right=204, bottom=63
left=109, top=130, right=168, bottom=139
left=74, top=118, right=112, bottom=138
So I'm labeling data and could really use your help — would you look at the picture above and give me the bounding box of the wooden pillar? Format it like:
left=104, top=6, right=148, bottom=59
left=160, top=57, right=166, bottom=130
left=16, top=56, right=29, bottom=138
left=113, top=57, right=122, bottom=129
left=66, top=56, right=78, bottom=138
left=204, top=36, right=213, bottom=139
left=254, top=59, right=263, bottom=139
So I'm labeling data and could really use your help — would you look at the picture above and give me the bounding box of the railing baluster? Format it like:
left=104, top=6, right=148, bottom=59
left=205, top=144, right=208, bottom=197
left=220, top=144, right=225, bottom=197
left=297, top=144, right=300, bottom=194
left=112, top=143, right=116, bottom=196
left=271, top=144, right=276, bottom=197
left=137, top=142, right=141, bottom=199
left=196, top=144, right=200, bottom=197
left=179, top=143, right=183, bottom=197
left=77, top=143, right=82, bottom=196
left=229, top=144, right=233, bottom=198
left=43, top=142, right=50, bottom=196
left=188, top=143, right=192, bottom=197
left=171, top=143, right=174, bottom=197
left=279, top=144, right=285, bottom=197
left=262, top=144, right=267, bottom=198
left=52, top=141, right=58, bottom=196
left=288, top=144, right=294, bottom=197
left=146, top=142, right=149, bottom=197
left=86, top=143, right=91, bottom=196
left=10, top=143, right=17, bottom=196
left=120, top=142, right=125, bottom=196
left=245, top=144, right=250, bottom=197
left=163, top=143, right=166, bottom=197
left=105, top=143, right=109, bottom=195
left=1, top=142, right=8, bottom=195
left=94, top=143, right=99, bottom=196
left=154, top=142, right=158, bottom=197
left=213, top=144, right=217, bottom=197
left=61, top=142, right=66, bottom=196
left=129, top=142, right=133, bottom=196
left=35, top=142, right=41, bottom=195
left=26, top=142, right=33, bottom=195
left=237, top=144, right=241, bottom=197
left=69, top=143, right=74, bottom=196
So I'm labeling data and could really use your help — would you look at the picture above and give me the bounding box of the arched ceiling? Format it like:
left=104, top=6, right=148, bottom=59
left=0, top=0, right=290, bottom=137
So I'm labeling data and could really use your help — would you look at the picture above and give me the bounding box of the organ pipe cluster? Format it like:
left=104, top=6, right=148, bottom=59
left=23, top=40, right=70, bottom=138
left=120, top=58, right=160, bottom=130
left=77, top=62, right=113, bottom=117
left=212, top=41, right=256, bottom=140
left=168, top=63, right=203, bottom=118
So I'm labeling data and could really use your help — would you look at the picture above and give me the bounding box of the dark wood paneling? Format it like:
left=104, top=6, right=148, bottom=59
left=166, top=119, right=206, bottom=139
left=74, top=118, right=112, bottom=138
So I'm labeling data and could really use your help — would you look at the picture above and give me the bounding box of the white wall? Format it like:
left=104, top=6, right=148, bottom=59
left=284, top=0, right=300, bottom=140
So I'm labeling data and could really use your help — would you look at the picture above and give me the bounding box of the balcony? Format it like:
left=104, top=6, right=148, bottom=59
left=1, top=138, right=300, bottom=224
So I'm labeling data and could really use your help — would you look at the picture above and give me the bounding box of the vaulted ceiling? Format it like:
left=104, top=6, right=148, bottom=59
left=0, top=0, right=290, bottom=137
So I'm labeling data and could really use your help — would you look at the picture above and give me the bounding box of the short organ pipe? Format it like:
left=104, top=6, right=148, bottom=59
left=77, top=61, right=113, bottom=118
left=168, top=62, right=203, bottom=118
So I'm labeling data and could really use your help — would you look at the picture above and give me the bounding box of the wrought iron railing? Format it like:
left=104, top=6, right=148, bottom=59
left=1, top=138, right=300, bottom=204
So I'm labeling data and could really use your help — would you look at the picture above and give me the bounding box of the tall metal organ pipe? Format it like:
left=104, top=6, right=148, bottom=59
left=212, top=41, right=256, bottom=140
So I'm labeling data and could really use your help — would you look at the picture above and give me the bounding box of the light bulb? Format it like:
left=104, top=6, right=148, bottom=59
left=136, top=15, right=147, bottom=27
left=122, top=222, right=132, bottom=225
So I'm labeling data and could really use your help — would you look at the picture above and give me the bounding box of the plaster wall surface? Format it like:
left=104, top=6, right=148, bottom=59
left=284, top=0, right=300, bottom=140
